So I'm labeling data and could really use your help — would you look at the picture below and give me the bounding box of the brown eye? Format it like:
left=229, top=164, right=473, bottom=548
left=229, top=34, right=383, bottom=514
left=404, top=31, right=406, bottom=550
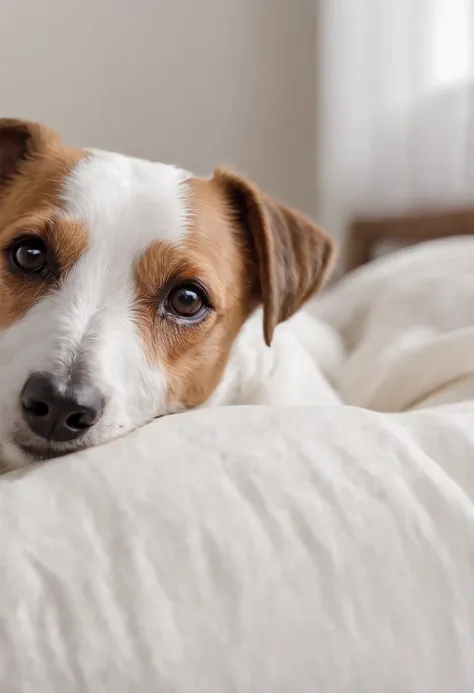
left=166, top=283, right=209, bottom=319
left=9, top=237, right=48, bottom=275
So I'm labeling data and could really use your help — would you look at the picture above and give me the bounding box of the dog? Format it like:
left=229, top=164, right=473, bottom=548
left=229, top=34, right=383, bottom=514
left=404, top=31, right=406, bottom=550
left=0, top=118, right=336, bottom=468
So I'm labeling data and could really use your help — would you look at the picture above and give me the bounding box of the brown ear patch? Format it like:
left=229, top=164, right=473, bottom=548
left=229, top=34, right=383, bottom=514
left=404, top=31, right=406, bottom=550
left=213, top=169, right=335, bottom=345
left=0, top=119, right=60, bottom=187
left=0, top=124, right=29, bottom=182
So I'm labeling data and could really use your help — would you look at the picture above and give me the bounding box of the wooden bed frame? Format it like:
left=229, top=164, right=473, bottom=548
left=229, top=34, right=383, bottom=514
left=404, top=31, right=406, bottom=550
left=343, top=208, right=474, bottom=273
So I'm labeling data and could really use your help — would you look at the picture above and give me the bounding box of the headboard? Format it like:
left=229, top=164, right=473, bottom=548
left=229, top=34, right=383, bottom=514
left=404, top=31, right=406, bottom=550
left=343, top=208, right=474, bottom=273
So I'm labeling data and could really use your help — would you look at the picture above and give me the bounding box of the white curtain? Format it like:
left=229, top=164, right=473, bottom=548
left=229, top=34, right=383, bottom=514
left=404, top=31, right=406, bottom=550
left=316, top=0, right=474, bottom=240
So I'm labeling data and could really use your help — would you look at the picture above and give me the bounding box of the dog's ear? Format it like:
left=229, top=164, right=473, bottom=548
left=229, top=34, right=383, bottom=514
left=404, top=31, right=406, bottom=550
left=0, top=119, right=59, bottom=186
left=214, top=168, right=335, bottom=346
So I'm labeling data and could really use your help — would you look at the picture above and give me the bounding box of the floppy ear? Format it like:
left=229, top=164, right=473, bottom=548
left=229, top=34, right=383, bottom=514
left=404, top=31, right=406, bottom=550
left=0, top=119, right=58, bottom=186
left=214, top=168, right=335, bottom=346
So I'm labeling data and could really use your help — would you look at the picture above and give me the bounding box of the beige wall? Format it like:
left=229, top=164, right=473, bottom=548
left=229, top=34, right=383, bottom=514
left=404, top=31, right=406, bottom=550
left=1, top=0, right=316, bottom=216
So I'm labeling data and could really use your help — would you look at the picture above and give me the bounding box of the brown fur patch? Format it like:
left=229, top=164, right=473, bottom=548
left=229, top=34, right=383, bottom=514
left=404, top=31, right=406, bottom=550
left=0, top=120, right=88, bottom=328
left=134, top=176, right=255, bottom=409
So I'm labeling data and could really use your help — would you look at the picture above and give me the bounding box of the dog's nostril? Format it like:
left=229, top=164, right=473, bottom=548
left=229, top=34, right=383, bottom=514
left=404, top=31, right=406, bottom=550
left=66, top=412, right=92, bottom=431
left=26, top=400, right=49, bottom=418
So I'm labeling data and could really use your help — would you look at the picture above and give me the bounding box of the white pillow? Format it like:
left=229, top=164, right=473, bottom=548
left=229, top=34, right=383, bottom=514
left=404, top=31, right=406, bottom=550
left=1, top=403, right=473, bottom=692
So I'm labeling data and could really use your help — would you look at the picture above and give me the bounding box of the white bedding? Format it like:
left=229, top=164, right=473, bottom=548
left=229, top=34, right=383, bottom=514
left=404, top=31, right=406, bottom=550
left=1, top=237, right=474, bottom=692
left=314, top=236, right=474, bottom=411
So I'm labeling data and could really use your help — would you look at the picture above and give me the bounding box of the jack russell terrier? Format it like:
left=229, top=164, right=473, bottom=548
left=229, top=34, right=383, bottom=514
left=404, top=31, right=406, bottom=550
left=0, top=119, right=338, bottom=468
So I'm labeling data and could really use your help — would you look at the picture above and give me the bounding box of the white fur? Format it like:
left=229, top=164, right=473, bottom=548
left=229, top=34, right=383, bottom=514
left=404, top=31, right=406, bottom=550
left=207, top=311, right=342, bottom=408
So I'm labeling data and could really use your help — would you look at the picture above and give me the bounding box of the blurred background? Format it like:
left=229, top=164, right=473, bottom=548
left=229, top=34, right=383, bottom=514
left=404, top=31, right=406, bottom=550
left=1, top=0, right=473, bottom=248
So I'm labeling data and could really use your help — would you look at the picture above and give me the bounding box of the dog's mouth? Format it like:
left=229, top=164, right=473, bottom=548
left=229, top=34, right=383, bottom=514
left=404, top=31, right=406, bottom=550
left=11, top=428, right=89, bottom=462
left=10, top=412, right=169, bottom=464
left=17, top=443, right=83, bottom=462
left=16, top=441, right=88, bottom=462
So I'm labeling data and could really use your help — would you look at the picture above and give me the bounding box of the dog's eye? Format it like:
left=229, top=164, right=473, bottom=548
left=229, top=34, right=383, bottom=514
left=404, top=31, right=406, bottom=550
left=165, top=283, right=209, bottom=319
left=9, top=237, right=48, bottom=275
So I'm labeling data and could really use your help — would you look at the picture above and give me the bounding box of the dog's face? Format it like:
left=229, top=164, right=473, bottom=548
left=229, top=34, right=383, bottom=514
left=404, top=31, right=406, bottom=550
left=0, top=119, right=334, bottom=467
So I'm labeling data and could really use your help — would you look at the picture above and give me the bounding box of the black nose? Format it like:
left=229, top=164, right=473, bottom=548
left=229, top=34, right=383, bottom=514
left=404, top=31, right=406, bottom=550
left=21, top=372, right=105, bottom=443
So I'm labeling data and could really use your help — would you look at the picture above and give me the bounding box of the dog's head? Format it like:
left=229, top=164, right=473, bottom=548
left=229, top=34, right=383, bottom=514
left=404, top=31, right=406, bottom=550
left=0, top=119, right=334, bottom=466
